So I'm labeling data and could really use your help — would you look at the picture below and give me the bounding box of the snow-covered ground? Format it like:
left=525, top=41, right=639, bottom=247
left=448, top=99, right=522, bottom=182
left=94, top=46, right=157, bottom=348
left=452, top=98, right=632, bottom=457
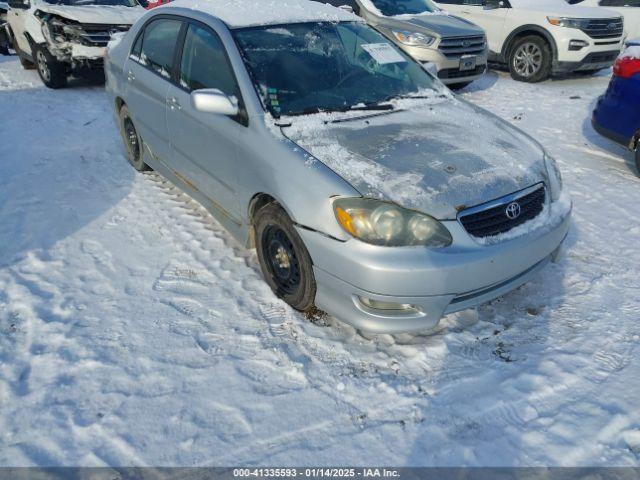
left=1, top=56, right=639, bottom=467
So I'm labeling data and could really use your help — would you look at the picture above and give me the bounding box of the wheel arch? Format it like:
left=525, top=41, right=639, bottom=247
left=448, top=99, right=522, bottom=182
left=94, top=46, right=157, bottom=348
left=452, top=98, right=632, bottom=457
left=501, top=25, right=557, bottom=62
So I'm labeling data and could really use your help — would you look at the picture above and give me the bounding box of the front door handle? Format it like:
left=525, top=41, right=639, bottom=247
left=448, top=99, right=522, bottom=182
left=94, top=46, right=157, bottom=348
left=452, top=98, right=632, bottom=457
left=167, top=97, right=182, bottom=110
left=127, top=70, right=135, bottom=82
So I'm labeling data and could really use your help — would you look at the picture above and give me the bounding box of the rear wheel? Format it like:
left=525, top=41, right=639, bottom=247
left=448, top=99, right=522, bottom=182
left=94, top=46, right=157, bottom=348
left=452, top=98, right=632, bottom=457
left=34, top=45, right=67, bottom=88
left=508, top=35, right=552, bottom=83
left=255, top=203, right=316, bottom=312
left=118, top=105, right=150, bottom=172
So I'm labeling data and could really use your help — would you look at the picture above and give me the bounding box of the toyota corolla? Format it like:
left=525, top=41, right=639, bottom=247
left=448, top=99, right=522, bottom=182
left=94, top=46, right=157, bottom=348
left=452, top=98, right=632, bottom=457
left=105, top=0, right=571, bottom=333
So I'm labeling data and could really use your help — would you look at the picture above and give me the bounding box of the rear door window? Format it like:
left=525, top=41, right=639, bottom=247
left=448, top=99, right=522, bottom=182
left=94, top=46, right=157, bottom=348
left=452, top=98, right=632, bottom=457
left=135, top=18, right=183, bottom=78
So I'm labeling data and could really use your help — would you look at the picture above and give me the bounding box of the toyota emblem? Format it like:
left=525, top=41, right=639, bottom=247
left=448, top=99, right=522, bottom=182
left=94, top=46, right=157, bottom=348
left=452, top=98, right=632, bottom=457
left=607, top=22, right=617, bottom=30
left=505, top=202, right=522, bottom=220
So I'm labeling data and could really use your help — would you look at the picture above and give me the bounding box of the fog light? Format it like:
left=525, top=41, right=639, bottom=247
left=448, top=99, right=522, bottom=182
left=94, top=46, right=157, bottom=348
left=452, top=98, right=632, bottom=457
left=358, top=297, right=418, bottom=312
left=569, top=40, right=589, bottom=51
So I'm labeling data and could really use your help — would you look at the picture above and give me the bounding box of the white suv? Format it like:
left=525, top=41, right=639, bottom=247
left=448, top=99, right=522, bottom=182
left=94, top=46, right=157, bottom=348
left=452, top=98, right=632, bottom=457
left=435, top=0, right=626, bottom=82
left=6, top=0, right=144, bottom=88
left=568, top=0, right=640, bottom=38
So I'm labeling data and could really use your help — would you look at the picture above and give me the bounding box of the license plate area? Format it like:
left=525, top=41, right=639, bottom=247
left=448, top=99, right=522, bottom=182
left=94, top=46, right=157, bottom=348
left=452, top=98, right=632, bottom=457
left=459, top=55, right=477, bottom=72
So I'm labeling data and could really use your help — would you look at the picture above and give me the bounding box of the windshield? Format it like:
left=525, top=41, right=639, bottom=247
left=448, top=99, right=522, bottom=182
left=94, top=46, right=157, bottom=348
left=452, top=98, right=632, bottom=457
left=366, top=0, right=441, bottom=16
left=234, top=22, right=439, bottom=117
left=43, top=0, right=137, bottom=6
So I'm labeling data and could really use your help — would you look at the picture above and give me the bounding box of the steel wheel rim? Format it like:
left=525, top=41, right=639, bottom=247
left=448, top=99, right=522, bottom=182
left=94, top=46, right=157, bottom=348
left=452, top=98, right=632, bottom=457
left=36, top=51, right=50, bottom=82
left=513, top=43, right=543, bottom=78
left=122, top=117, right=140, bottom=163
left=262, top=226, right=300, bottom=294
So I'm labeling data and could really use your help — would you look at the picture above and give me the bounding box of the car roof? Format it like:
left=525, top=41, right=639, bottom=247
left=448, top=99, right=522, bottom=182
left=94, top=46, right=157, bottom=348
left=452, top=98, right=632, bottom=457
left=164, top=0, right=361, bottom=28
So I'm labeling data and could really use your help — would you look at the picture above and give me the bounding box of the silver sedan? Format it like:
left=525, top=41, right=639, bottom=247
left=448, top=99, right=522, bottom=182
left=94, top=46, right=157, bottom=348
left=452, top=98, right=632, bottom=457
left=105, top=0, right=571, bottom=333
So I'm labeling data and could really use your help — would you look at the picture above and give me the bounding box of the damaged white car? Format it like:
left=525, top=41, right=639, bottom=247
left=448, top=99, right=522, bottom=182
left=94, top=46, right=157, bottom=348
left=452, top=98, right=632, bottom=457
left=0, top=1, right=9, bottom=55
left=6, top=0, right=144, bottom=88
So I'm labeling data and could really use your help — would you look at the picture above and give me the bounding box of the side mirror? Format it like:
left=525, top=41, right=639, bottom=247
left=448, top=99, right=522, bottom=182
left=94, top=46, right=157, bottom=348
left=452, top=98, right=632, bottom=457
left=338, top=5, right=354, bottom=13
left=191, top=89, right=239, bottom=116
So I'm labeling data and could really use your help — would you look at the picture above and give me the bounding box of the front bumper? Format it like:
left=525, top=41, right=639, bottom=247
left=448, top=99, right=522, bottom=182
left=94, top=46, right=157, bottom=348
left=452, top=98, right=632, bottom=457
left=299, top=202, right=572, bottom=334
left=399, top=44, right=488, bottom=85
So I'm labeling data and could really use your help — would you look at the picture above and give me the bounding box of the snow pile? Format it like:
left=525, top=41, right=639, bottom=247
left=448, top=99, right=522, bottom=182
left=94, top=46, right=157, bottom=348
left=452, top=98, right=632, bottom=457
left=168, top=0, right=360, bottom=27
left=1, top=58, right=640, bottom=468
left=621, top=46, right=640, bottom=60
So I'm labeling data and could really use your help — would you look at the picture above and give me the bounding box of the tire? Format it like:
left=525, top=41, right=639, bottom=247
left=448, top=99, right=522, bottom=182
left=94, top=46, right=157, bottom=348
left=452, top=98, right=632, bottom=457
left=254, top=203, right=316, bottom=311
left=118, top=105, right=151, bottom=172
left=508, top=35, right=552, bottom=83
left=448, top=81, right=472, bottom=91
left=33, top=45, right=67, bottom=88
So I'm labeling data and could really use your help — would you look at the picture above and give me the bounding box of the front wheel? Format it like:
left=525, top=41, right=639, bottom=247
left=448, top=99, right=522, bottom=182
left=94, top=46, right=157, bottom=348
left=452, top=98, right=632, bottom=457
left=508, top=35, right=552, bottom=83
left=255, top=203, right=316, bottom=312
left=34, top=45, right=67, bottom=88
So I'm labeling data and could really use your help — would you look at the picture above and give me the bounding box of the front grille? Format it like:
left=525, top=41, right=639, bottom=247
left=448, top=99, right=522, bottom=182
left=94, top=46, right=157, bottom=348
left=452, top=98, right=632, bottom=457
left=76, top=24, right=131, bottom=47
left=581, top=51, right=619, bottom=65
left=580, top=18, right=624, bottom=39
left=459, top=185, right=546, bottom=238
left=438, top=64, right=486, bottom=79
left=438, top=35, right=486, bottom=58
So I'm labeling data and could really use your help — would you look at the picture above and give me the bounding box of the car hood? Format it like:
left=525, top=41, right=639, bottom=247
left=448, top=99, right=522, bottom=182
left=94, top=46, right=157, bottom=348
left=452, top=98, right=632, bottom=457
left=281, top=96, right=547, bottom=220
left=375, top=12, right=484, bottom=37
left=509, top=0, right=620, bottom=19
left=36, top=4, right=145, bottom=24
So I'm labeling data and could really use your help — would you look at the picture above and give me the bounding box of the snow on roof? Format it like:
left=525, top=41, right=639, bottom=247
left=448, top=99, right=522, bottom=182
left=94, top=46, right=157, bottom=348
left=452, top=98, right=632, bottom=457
left=167, top=0, right=361, bottom=28
left=621, top=46, right=640, bottom=60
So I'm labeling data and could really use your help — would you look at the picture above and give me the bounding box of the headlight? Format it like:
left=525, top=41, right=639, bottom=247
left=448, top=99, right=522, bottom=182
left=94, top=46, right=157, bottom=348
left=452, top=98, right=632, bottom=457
left=333, top=198, right=452, bottom=248
left=391, top=30, right=436, bottom=48
left=543, top=153, right=563, bottom=202
left=547, top=17, right=592, bottom=30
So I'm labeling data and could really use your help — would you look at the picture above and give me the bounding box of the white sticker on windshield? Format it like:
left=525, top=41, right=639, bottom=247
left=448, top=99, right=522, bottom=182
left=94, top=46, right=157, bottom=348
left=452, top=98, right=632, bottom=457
left=361, top=43, right=407, bottom=65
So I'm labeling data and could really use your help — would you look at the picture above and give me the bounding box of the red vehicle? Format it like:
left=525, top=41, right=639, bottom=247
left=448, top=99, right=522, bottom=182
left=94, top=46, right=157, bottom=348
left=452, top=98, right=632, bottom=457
left=138, top=0, right=170, bottom=9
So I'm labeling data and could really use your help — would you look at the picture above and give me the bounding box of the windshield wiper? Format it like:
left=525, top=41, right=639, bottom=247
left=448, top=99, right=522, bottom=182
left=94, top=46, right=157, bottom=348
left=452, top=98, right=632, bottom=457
left=348, top=103, right=394, bottom=112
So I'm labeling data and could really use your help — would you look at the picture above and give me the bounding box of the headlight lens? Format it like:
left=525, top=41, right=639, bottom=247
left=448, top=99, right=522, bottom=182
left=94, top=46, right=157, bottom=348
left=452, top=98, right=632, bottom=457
left=547, top=17, right=593, bottom=30
left=544, top=153, right=563, bottom=202
left=333, top=198, right=452, bottom=247
left=391, top=30, right=436, bottom=48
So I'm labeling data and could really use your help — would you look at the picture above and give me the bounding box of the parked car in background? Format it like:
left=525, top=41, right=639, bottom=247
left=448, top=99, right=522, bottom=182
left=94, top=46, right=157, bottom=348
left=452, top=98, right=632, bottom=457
left=567, top=0, right=640, bottom=38
left=137, top=0, right=171, bottom=9
left=313, top=0, right=488, bottom=89
left=435, top=0, right=625, bottom=82
left=0, top=1, right=9, bottom=54
left=106, top=0, right=571, bottom=333
left=592, top=40, right=640, bottom=173
left=6, top=0, right=144, bottom=88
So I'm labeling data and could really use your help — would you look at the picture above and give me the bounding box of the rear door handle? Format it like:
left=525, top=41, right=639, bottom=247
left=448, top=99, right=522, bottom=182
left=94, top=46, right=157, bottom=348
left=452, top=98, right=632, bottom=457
left=127, top=70, right=135, bottom=82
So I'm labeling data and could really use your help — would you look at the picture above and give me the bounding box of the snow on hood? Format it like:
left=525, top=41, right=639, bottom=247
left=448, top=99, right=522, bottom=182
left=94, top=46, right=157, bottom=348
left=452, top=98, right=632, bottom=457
left=279, top=95, right=547, bottom=220
left=510, top=0, right=620, bottom=18
left=36, top=4, right=145, bottom=25
left=377, top=13, right=484, bottom=38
